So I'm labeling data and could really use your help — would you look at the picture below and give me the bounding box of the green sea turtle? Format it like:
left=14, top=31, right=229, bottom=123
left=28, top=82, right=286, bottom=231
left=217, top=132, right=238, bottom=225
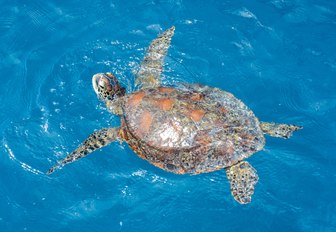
left=47, top=26, right=302, bottom=204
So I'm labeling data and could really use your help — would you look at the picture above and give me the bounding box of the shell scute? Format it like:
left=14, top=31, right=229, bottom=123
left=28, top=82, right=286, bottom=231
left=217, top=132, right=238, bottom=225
left=138, top=110, right=153, bottom=136
left=152, top=98, right=175, bottom=111
left=128, top=91, right=145, bottom=107
left=189, top=109, right=205, bottom=122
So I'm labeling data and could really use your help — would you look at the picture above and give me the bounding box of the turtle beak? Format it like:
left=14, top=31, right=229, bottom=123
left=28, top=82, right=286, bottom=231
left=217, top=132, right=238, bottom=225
left=92, top=73, right=101, bottom=96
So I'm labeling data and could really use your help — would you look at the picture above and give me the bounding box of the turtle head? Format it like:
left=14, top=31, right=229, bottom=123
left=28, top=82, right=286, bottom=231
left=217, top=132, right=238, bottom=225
left=92, top=73, right=125, bottom=102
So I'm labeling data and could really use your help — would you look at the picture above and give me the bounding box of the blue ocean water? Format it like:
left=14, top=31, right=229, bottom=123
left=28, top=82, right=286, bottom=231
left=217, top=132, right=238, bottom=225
left=1, top=0, right=336, bottom=231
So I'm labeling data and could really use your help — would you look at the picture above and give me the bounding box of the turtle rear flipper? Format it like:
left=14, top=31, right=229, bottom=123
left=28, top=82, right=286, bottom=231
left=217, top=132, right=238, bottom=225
left=226, top=161, right=259, bottom=204
left=47, top=127, right=121, bottom=174
left=135, top=26, right=175, bottom=89
left=261, top=122, right=303, bottom=139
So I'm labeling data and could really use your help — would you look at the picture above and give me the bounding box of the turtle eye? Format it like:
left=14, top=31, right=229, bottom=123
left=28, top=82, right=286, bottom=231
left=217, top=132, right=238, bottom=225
left=98, top=78, right=108, bottom=89
left=98, top=77, right=113, bottom=91
left=99, top=83, right=105, bottom=89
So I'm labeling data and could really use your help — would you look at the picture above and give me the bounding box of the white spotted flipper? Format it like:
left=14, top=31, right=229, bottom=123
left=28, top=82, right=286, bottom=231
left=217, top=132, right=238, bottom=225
left=226, top=161, right=259, bottom=204
left=135, top=26, right=175, bottom=89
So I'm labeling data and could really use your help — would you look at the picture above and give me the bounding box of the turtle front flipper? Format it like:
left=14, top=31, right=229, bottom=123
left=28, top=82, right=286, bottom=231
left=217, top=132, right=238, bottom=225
left=47, top=127, right=121, bottom=174
left=135, top=26, right=175, bottom=89
left=260, top=122, right=303, bottom=139
left=226, top=161, right=259, bottom=204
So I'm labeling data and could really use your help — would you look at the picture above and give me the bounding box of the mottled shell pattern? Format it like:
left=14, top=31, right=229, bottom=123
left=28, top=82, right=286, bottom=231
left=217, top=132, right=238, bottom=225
left=120, top=83, right=265, bottom=174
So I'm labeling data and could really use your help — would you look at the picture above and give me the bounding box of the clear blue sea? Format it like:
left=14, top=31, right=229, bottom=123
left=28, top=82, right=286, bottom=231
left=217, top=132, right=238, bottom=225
left=1, top=0, right=336, bottom=231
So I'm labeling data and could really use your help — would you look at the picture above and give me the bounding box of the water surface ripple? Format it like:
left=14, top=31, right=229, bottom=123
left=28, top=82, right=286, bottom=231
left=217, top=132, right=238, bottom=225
left=1, top=0, right=336, bottom=231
